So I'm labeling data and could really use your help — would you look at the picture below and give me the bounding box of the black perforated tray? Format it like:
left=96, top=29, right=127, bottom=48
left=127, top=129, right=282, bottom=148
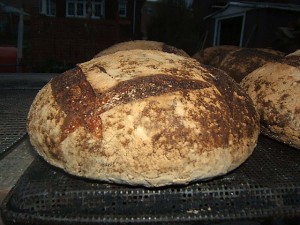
left=1, top=135, right=300, bottom=225
left=0, top=89, right=37, bottom=158
left=0, top=74, right=53, bottom=158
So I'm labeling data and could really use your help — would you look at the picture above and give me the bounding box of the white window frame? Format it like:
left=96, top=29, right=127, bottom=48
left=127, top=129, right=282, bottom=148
left=40, top=0, right=56, bottom=16
left=213, top=13, right=246, bottom=47
left=66, top=0, right=87, bottom=18
left=91, top=0, right=105, bottom=19
left=118, top=0, right=127, bottom=18
left=66, top=0, right=105, bottom=19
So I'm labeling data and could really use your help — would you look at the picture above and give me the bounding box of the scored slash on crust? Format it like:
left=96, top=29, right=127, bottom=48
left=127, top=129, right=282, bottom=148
left=51, top=67, right=212, bottom=142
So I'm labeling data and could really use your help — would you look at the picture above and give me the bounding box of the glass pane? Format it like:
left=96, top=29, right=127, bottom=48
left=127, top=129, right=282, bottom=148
left=86, top=3, right=89, bottom=15
left=77, top=3, right=84, bottom=16
left=46, top=0, right=50, bottom=14
left=50, top=0, right=56, bottom=15
left=119, top=8, right=126, bottom=17
left=94, top=4, right=101, bottom=17
left=119, top=0, right=126, bottom=17
left=219, top=16, right=243, bottom=46
left=68, top=2, right=75, bottom=15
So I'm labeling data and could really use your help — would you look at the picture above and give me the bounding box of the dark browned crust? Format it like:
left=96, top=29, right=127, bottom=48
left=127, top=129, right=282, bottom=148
left=98, top=74, right=210, bottom=111
left=195, top=45, right=239, bottom=66
left=162, top=44, right=189, bottom=57
left=203, top=66, right=259, bottom=146
left=52, top=68, right=102, bottom=141
left=51, top=67, right=211, bottom=142
left=282, top=56, right=300, bottom=68
left=220, top=48, right=284, bottom=82
left=258, top=95, right=291, bottom=128
left=260, top=124, right=299, bottom=149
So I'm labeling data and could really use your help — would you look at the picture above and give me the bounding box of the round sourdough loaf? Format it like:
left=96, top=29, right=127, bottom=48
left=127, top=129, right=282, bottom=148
left=94, top=40, right=189, bottom=58
left=241, top=55, right=300, bottom=149
left=27, top=49, right=259, bottom=187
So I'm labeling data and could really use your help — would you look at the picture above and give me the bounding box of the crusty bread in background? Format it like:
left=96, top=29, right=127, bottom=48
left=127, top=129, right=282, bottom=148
left=94, top=40, right=189, bottom=58
left=27, top=49, right=259, bottom=187
left=241, top=52, right=300, bottom=149
left=286, top=49, right=300, bottom=57
left=192, top=45, right=239, bottom=67
left=218, top=48, right=285, bottom=82
left=285, top=49, right=300, bottom=65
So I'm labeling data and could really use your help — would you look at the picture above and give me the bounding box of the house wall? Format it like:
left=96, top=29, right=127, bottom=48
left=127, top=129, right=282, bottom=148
left=244, top=9, right=299, bottom=52
left=31, top=17, right=126, bottom=67
left=1, top=0, right=145, bottom=71
left=28, top=0, right=144, bottom=71
left=203, top=7, right=300, bottom=53
left=203, top=19, right=216, bottom=48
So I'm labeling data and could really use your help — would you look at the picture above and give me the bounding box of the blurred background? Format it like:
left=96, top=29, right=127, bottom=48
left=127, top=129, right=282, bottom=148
left=0, top=0, right=299, bottom=73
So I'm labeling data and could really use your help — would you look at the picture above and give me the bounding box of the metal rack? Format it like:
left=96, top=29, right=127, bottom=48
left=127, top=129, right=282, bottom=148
left=0, top=74, right=299, bottom=224
left=1, top=135, right=300, bottom=224
left=0, top=89, right=37, bottom=158
left=0, top=73, right=54, bottom=158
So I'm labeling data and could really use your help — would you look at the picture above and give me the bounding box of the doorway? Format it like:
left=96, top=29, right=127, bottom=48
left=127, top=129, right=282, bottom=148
left=214, top=14, right=245, bottom=47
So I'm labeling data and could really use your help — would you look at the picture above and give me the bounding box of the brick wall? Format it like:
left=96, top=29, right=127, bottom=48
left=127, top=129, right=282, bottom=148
left=31, top=16, right=131, bottom=70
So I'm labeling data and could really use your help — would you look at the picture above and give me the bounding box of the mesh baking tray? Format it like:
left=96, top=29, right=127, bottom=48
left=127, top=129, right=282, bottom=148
left=0, top=89, right=37, bottom=158
left=1, top=135, right=300, bottom=225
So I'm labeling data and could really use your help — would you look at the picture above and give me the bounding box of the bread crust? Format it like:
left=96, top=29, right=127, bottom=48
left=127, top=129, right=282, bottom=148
left=28, top=50, right=259, bottom=187
left=241, top=60, right=300, bottom=149
left=192, top=45, right=239, bottom=67
left=94, top=40, right=189, bottom=58
left=219, top=48, right=285, bottom=82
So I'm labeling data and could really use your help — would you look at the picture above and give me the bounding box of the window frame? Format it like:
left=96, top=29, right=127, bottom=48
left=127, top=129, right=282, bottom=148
left=66, top=0, right=86, bottom=18
left=213, top=13, right=246, bottom=47
left=66, top=0, right=105, bottom=19
left=118, top=0, right=127, bottom=18
left=40, top=0, right=56, bottom=17
left=91, top=0, right=105, bottom=19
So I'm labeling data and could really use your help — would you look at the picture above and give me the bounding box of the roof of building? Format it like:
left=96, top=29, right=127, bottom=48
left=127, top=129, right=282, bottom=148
left=205, top=1, right=300, bottom=20
left=0, top=2, right=29, bottom=16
